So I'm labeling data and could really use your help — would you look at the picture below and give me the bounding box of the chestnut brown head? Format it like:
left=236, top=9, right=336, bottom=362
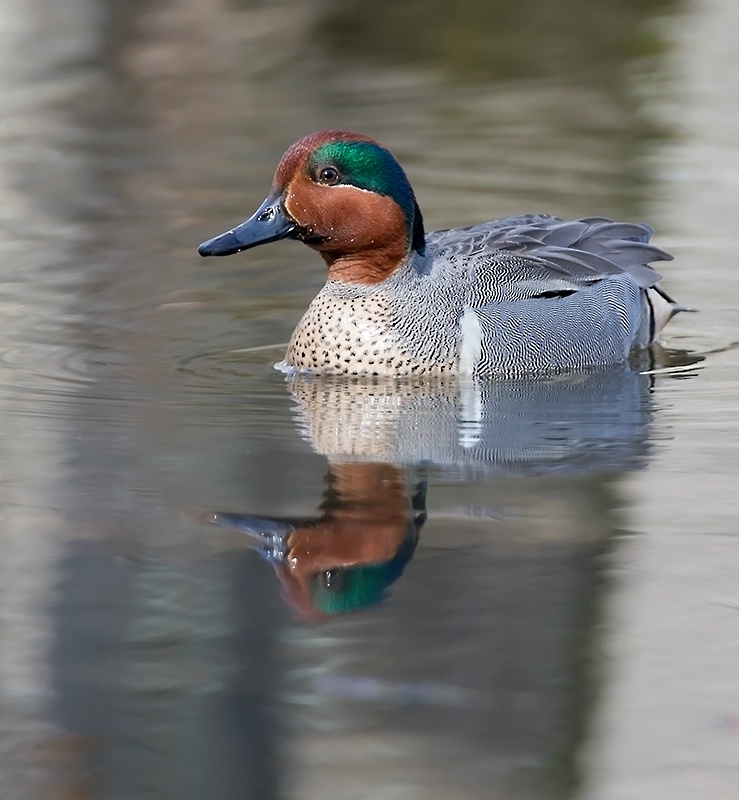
left=198, top=130, right=425, bottom=283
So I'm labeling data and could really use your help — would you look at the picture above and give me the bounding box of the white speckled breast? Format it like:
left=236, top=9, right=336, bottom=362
left=282, top=285, right=457, bottom=376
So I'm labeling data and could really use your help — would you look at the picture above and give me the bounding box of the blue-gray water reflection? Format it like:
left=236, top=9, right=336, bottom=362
left=205, top=367, right=659, bottom=621
left=50, top=362, right=666, bottom=799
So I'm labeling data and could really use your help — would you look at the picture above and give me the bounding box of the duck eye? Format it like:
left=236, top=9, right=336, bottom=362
left=320, top=569, right=345, bottom=590
left=318, top=166, right=340, bottom=185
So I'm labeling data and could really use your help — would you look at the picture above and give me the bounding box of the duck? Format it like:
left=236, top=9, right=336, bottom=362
left=198, top=130, right=689, bottom=377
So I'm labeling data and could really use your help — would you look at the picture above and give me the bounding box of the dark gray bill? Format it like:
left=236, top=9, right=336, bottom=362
left=203, top=512, right=296, bottom=563
left=198, top=194, right=298, bottom=257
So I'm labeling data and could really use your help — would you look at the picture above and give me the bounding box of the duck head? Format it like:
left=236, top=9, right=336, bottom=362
left=198, top=130, right=426, bottom=284
left=202, top=463, right=425, bottom=618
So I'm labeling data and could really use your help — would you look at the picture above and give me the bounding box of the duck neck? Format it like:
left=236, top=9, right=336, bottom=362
left=321, top=243, right=410, bottom=285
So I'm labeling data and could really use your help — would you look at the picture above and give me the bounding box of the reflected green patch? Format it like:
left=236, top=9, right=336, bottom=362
left=310, top=532, right=417, bottom=615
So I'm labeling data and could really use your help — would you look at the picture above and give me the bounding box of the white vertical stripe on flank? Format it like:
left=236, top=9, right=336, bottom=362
left=458, top=306, right=482, bottom=375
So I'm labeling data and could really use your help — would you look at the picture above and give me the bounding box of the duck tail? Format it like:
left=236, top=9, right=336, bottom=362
left=646, top=285, right=696, bottom=342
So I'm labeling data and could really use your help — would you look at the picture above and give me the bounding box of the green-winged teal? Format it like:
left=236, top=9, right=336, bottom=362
left=198, top=130, right=689, bottom=377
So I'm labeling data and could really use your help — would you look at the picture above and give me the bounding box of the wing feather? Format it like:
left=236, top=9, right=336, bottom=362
left=426, top=214, right=672, bottom=294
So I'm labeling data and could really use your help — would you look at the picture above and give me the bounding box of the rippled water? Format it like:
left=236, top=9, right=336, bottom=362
left=1, top=1, right=737, bottom=798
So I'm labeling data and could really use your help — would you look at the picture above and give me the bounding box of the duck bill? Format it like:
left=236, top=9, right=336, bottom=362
left=198, top=193, right=298, bottom=257
left=203, top=511, right=296, bottom=563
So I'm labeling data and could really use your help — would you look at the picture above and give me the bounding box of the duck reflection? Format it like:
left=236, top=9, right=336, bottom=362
left=206, top=363, right=664, bottom=615
left=206, top=463, right=425, bottom=617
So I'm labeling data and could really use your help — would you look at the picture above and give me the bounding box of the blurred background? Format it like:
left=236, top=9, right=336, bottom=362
left=0, top=0, right=738, bottom=798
